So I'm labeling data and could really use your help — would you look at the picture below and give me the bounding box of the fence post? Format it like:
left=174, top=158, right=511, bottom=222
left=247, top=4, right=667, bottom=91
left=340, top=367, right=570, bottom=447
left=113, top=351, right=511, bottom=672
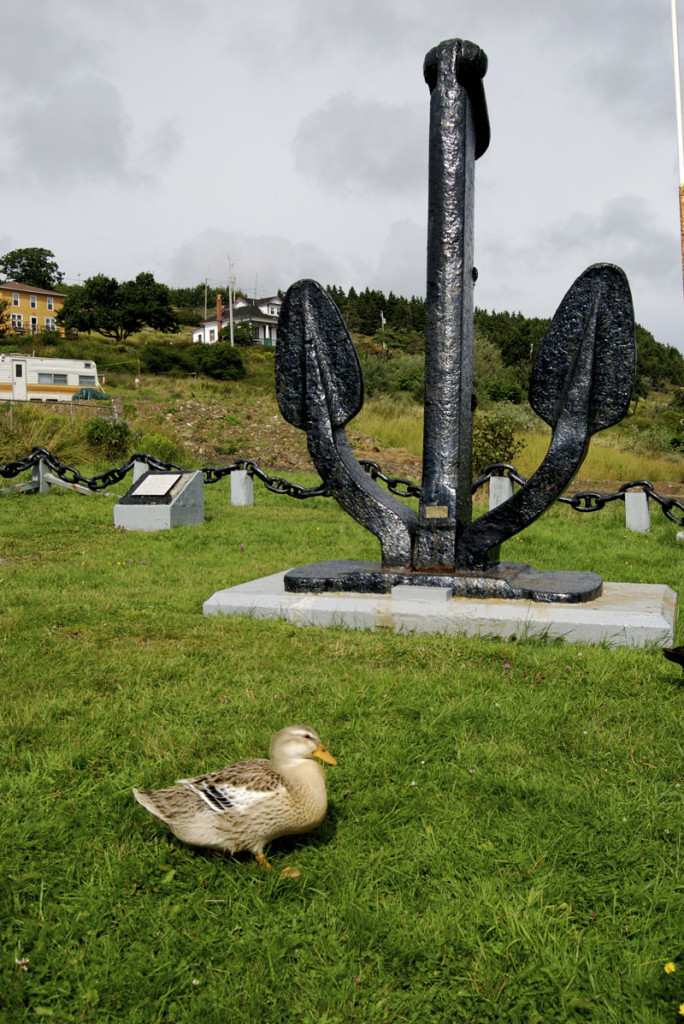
left=230, top=469, right=254, bottom=506
left=31, top=459, right=51, bottom=494
left=489, top=474, right=514, bottom=510
left=624, top=491, right=650, bottom=532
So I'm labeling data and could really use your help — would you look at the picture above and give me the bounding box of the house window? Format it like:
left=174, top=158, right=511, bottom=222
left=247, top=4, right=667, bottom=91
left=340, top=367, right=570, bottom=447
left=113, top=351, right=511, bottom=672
left=30, top=295, right=37, bottom=309
left=45, top=317, right=57, bottom=330
left=11, top=314, right=23, bottom=329
left=12, top=292, right=19, bottom=306
left=79, top=375, right=96, bottom=386
left=209, top=329, right=216, bottom=342
left=30, top=316, right=38, bottom=333
left=47, top=297, right=54, bottom=311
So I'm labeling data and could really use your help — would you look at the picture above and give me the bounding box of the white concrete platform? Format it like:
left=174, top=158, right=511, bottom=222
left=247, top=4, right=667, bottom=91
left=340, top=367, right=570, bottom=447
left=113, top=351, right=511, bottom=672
left=203, top=572, right=677, bottom=647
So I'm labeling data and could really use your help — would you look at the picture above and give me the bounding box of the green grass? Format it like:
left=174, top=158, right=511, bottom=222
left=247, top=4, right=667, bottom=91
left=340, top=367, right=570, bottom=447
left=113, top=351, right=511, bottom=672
left=1, top=478, right=683, bottom=1023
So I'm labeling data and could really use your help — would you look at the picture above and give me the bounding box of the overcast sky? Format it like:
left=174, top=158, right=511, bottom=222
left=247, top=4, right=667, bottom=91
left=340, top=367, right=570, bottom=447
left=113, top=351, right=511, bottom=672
left=3, top=0, right=684, bottom=353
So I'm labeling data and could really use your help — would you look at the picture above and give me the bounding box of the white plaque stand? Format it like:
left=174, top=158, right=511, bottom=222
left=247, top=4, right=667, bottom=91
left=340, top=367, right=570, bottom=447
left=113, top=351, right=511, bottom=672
left=114, top=470, right=204, bottom=531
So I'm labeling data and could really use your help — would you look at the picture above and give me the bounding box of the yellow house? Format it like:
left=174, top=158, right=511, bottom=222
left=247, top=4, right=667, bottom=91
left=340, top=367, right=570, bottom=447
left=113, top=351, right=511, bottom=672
left=0, top=281, right=66, bottom=336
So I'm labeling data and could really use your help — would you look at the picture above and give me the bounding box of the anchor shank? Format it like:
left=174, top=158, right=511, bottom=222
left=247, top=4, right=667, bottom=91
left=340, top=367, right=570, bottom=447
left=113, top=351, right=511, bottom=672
left=415, top=39, right=487, bottom=570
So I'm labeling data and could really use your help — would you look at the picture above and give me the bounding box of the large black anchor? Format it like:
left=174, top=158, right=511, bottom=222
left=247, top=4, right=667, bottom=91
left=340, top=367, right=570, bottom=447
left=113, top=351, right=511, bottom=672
left=275, top=38, right=636, bottom=602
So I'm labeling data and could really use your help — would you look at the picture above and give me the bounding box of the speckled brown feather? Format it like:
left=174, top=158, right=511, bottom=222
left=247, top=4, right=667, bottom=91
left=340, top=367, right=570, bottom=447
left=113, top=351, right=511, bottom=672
left=178, top=758, right=283, bottom=792
left=132, top=725, right=336, bottom=861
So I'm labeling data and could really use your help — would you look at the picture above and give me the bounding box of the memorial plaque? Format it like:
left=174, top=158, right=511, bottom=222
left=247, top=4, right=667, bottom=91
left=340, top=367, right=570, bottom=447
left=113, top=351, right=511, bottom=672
left=133, top=474, right=181, bottom=497
left=114, top=470, right=204, bottom=530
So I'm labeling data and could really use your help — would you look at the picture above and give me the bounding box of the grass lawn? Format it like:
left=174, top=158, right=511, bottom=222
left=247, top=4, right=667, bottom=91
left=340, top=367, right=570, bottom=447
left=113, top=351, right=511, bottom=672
left=1, top=474, right=683, bottom=1023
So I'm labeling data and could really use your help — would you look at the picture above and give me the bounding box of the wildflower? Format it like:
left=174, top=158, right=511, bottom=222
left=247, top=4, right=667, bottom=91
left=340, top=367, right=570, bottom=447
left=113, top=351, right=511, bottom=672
left=15, top=958, right=29, bottom=971
left=665, top=962, right=676, bottom=974
left=504, top=663, right=511, bottom=670
left=192, top=979, right=200, bottom=986
left=679, top=1003, right=684, bottom=1017
left=239, top=543, right=244, bottom=549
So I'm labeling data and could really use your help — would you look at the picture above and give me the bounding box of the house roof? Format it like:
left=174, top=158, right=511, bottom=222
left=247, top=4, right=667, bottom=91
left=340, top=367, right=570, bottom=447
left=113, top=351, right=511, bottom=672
left=234, top=295, right=282, bottom=307
left=0, top=280, right=66, bottom=297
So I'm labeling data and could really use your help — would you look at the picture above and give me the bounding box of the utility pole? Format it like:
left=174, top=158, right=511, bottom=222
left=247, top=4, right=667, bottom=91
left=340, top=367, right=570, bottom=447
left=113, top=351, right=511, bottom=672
left=672, top=0, right=684, bottom=293
left=227, top=257, right=235, bottom=347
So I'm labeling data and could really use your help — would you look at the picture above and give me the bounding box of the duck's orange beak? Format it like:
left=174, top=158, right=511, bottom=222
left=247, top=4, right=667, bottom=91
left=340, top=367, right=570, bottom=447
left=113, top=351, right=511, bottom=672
left=312, top=743, right=337, bottom=765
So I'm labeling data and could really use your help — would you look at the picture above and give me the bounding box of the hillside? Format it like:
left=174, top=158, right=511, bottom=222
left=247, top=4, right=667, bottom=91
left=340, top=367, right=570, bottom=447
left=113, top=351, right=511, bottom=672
left=3, top=331, right=682, bottom=494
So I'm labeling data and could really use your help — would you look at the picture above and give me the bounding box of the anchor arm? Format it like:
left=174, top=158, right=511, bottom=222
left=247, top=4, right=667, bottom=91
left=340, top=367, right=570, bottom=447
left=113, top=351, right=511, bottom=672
left=457, top=264, right=636, bottom=569
left=277, top=279, right=418, bottom=569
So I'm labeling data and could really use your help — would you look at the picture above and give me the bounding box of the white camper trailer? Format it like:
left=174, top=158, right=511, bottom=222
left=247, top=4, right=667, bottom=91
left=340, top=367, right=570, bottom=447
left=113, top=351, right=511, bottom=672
left=0, top=354, right=102, bottom=402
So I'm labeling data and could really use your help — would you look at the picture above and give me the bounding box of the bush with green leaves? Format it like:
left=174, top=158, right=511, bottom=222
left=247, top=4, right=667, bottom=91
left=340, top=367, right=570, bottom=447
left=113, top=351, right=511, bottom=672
left=137, top=432, right=186, bottom=465
left=191, top=342, right=246, bottom=380
left=218, top=323, right=255, bottom=347
left=472, top=412, right=526, bottom=474
left=84, top=417, right=137, bottom=458
left=359, top=352, right=424, bottom=403
left=140, top=342, right=245, bottom=381
left=486, top=380, right=525, bottom=405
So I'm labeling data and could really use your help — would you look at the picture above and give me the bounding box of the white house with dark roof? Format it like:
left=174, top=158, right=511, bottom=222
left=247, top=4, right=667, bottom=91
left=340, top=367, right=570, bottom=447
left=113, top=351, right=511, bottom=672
left=193, top=294, right=282, bottom=347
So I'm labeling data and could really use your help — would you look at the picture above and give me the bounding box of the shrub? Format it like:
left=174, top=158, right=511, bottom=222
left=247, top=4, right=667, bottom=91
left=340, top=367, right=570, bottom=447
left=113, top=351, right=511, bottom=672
left=358, top=352, right=424, bottom=402
left=472, top=413, right=525, bottom=475
left=140, top=344, right=190, bottom=375
left=191, top=343, right=246, bottom=380
left=486, top=380, right=525, bottom=405
left=84, top=417, right=137, bottom=458
left=670, top=388, right=684, bottom=412
left=37, top=329, right=62, bottom=347
left=137, top=433, right=186, bottom=465
left=140, top=341, right=246, bottom=381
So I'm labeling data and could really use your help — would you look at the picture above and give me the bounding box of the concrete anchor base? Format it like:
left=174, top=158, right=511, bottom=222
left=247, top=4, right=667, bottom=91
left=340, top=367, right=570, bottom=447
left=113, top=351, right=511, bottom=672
left=203, top=572, right=677, bottom=648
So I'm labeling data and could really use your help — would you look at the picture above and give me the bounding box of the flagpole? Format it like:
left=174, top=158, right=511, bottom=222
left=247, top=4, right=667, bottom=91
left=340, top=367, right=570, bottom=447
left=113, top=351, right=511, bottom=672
left=671, top=0, right=684, bottom=292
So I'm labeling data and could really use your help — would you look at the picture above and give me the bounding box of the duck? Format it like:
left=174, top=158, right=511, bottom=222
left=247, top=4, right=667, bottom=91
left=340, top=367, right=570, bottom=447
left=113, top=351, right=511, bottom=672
left=132, top=725, right=337, bottom=872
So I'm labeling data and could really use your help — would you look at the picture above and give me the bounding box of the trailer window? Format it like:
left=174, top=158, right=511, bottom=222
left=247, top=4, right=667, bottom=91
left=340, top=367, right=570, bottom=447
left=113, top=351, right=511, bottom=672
left=38, top=372, right=68, bottom=385
left=79, top=375, right=96, bottom=386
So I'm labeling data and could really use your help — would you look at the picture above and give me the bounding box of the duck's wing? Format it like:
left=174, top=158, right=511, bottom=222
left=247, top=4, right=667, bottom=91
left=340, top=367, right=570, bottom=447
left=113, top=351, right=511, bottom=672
left=176, top=758, right=286, bottom=813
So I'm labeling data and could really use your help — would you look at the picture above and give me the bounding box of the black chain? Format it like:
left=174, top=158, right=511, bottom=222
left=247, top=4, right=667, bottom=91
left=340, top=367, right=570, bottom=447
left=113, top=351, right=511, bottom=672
left=471, top=462, right=528, bottom=492
left=358, top=460, right=422, bottom=499
left=2, top=447, right=683, bottom=527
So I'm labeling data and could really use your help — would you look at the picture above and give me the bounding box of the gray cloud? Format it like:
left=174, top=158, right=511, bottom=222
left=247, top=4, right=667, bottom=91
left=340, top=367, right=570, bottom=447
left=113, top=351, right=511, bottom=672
left=9, top=78, right=133, bottom=185
left=3, top=0, right=683, bottom=351
left=292, top=95, right=426, bottom=195
left=165, top=229, right=345, bottom=297
left=372, top=220, right=426, bottom=298
left=531, top=197, right=677, bottom=287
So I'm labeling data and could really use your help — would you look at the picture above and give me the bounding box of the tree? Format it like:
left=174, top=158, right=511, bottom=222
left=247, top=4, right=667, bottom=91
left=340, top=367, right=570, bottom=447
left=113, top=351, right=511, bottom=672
left=0, top=298, right=9, bottom=336
left=57, top=272, right=178, bottom=342
left=219, top=323, right=255, bottom=346
left=0, top=247, right=64, bottom=290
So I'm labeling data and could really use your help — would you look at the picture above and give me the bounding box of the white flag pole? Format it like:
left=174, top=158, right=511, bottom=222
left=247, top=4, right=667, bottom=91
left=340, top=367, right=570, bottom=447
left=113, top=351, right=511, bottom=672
left=671, top=0, right=684, bottom=291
